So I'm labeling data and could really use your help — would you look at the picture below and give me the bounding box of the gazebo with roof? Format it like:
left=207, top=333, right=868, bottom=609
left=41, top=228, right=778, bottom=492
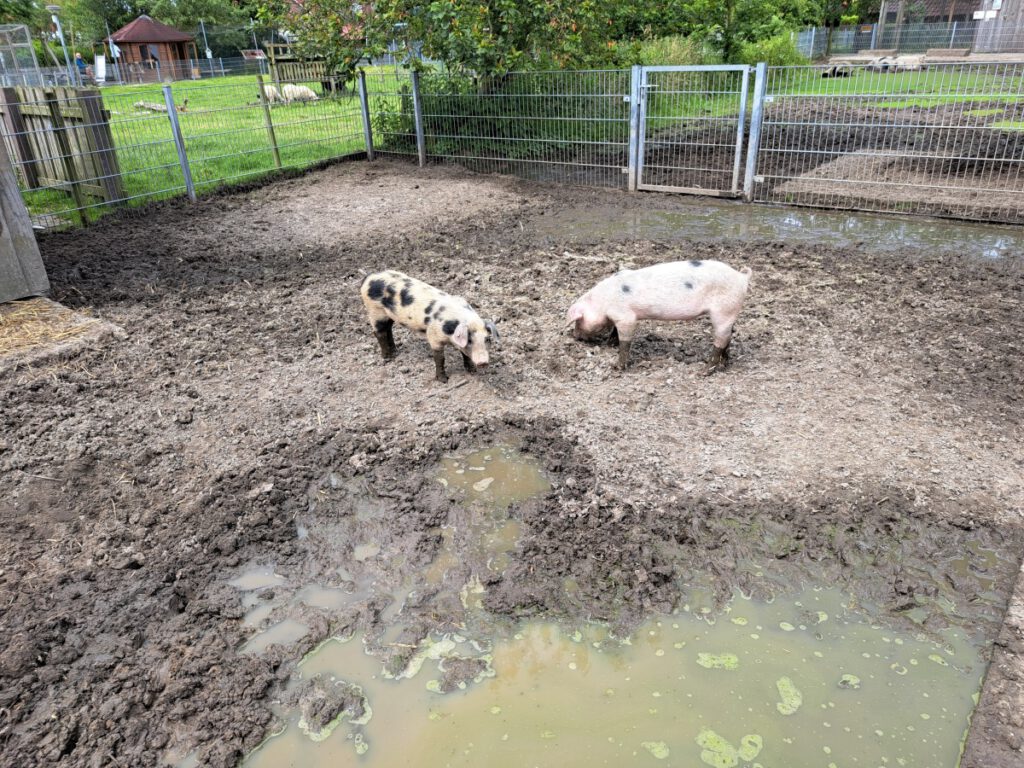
left=107, top=15, right=198, bottom=81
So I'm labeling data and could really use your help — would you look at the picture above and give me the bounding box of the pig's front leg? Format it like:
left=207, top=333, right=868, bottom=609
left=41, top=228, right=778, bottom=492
left=462, top=353, right=476, bottom=373
left=432, top=347, right=449, bottom=382
left=374, top=319, right=397, bottom=359
left=613, top=318, right=637, bottom=370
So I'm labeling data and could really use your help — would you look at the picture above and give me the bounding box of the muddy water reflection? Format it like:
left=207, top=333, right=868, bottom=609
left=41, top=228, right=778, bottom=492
left=438, top=444, right=551, bottom=509
left=244, top=587, right=983, bottom=767
left=532, top=202, right=1024, bottom=259
left=426, top=445, right=550, bottom=585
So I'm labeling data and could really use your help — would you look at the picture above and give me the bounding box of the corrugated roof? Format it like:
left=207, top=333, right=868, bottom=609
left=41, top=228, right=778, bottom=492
left=109, top=15, right=193, bottom=44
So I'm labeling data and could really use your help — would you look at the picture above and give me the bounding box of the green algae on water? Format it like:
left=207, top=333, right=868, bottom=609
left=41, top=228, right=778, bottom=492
left=697, top=652, right=739, bottom=670
left=776, top=676, right=803, bottom=715
left=641, top=741, right=671, bottom=759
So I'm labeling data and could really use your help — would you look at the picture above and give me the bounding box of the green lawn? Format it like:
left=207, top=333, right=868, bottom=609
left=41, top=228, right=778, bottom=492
left=22, top=68, right=409, bottom=226
left=771, top=66, right=1024, bottom=103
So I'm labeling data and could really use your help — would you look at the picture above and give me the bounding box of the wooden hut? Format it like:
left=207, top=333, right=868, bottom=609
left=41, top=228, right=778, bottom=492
left=108, top=15, right=199, bottom=83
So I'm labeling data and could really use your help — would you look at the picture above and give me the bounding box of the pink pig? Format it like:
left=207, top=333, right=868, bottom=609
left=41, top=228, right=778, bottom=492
left=566, top=259, right=752, bottom=372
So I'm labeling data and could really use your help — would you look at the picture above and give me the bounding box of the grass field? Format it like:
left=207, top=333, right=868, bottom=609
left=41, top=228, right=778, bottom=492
left=21, top=68, right=409, bottom=225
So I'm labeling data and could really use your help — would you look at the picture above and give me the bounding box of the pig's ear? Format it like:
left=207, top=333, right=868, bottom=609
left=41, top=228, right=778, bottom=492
left=451, top=322, right=469, bottom=349
left=564, top=305, right=584, bottom=331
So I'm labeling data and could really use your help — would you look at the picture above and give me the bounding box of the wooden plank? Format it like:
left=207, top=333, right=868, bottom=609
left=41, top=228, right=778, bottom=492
left=78, top=89, right=123, bottom=204
left=0, top=139, right=48, bottom=302
left=44, top=89, right=88, bottom=226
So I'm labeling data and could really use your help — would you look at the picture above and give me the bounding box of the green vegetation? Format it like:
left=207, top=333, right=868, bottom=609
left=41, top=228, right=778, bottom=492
left=21, top=70, right=406, bottom=225
left=991, top=120, right=1024, bottom=131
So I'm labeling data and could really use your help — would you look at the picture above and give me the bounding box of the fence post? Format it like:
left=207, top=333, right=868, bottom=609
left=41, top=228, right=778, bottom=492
left=358, top=70, right=375, bottom=161
left=870, top=23, right=878, bottom=50
left=809, top=27, right=816, bottom=59
left=162, top=84, right=196, bottom=202
left=950, top=21, right=958, bottom=47
left=256, top=75, right=282, bottom=169
left=626, top=65, right=642, bottom=192
left=410, top=69, right=426, bottom=167
left=742, top=62, right=768, bottom=204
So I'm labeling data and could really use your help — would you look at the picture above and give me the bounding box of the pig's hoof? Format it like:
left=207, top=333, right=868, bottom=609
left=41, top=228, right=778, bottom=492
left=436, top=374, right=449, bottom=384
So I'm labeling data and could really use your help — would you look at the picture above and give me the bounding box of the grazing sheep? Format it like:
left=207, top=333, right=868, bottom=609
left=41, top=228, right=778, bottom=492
left=261, top=84, right=284, bottom=104
left=282, top=83, right=319, bottom=103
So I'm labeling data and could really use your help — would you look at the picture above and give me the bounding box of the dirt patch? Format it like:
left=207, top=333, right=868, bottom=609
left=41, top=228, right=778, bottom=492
left=1, top=160, right=1023, bottom=767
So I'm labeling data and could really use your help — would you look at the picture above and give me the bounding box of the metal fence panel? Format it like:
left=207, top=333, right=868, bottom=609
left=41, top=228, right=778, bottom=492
left=751, top=63, right=1024, bottom=224
left=796, top=22, right=1024, bottom=58
left=409, top=70, right=632, bottom=189
left=637, top=65, right=750, bottom=196
left=0, top=75, right=367, bottom=230
left=362, top=69, right=418, bottom=162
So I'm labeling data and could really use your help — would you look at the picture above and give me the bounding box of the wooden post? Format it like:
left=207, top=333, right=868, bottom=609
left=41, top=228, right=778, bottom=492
left=45, top=88, right=88, bottom=226
left=256, top=75, right=282, bottom=169
left=0, top=127, right=49, bottom=301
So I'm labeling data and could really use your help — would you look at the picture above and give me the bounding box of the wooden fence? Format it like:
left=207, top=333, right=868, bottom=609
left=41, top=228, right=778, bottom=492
left=0, top=86, right=123, bottom=216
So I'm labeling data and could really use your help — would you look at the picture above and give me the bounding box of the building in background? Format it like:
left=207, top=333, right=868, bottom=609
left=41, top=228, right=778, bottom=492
left=107, top=15, right=199, bottom=82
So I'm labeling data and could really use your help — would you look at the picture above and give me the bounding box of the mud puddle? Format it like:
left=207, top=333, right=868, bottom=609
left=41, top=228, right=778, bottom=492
left=532, top=200, right=1023, bottom=259
left=243, top=585, right=984, bottom=767
left=428, top=444, right=551, bottom=584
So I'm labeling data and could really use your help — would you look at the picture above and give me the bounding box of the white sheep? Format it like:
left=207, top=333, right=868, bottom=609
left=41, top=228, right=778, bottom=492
left=281, top=83, right=319, bottom=103
left=261, top=84, right=284, bottom=104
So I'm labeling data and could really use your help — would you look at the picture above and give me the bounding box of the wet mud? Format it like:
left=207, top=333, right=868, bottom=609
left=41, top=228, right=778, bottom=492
left=1, top=161, right=1023, bottom=767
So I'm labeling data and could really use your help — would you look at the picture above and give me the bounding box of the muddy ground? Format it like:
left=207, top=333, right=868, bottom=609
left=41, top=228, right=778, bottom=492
left=1, top=160, right=1023, bottom=767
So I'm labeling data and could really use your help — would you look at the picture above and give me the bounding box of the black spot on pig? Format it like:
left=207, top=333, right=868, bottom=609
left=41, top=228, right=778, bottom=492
left=424, top=301, right=435, bottom=316
left=442, top=320, right=459, bottom=336
left=685, top=281, right=693, bottom=290
left=621, top=284, right=631, bottom=294
left=366, top=279, right=386, bottom=301
left=400, top=287, right=414, bottom=306
left=434, top=305, right=446, bottom=319
left=382, top=285, right=397, bottom=311
left=690, top=260, right=702, bottom=267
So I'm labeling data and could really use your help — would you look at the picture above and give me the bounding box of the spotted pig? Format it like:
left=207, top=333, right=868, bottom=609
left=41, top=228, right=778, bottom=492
left=360, top=270, right=498, bottom=382
left=566, top=259, right=752, bottom=372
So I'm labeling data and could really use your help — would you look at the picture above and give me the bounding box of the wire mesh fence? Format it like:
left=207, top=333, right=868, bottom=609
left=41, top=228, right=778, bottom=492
left=410, top=70, right=632, bottom=188
left=0, top=74, right=369, bottom=229
left=795, top=21, right=1024, bottom=58
left=3, top=61, right=1023, bottom=231
left=751, top=63, right=1024, bottom=224
left=638, top=66, right=749, bottom=194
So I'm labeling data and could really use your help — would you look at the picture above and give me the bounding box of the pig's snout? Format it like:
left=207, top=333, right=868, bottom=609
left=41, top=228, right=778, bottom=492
left=470, top=350, right=490, bottom=369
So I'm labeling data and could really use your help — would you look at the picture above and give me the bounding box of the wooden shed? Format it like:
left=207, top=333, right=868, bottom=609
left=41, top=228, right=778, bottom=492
left=108, top=15, right=199, bottom=82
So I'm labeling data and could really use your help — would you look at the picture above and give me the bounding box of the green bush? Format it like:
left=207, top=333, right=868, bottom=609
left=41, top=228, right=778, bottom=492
left=633, top=35, right=721, bottom=66
left=735, top=34, right=808, bottom=66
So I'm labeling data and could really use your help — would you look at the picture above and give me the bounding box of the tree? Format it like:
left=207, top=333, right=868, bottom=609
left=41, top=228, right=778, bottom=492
left=259, top=0, right=371, bottom=81
left=685, top=0, right=817, bottom=61
left=147, top=0, right=248, bottom=34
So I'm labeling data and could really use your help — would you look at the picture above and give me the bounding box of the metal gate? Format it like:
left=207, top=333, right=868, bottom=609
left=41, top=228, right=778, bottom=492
left=631, top=65, right=751, bottom=197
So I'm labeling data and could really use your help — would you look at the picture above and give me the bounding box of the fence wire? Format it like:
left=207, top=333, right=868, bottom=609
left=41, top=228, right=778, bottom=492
left=638, top=67, right=748, bottom=194
left=752, top=63, right=1024, bottom=224
left=3, top=62, right=1023, bottom=231
left=411, top=70, right=631, bottom=188
left=0, top=75, right=367, bottom=230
